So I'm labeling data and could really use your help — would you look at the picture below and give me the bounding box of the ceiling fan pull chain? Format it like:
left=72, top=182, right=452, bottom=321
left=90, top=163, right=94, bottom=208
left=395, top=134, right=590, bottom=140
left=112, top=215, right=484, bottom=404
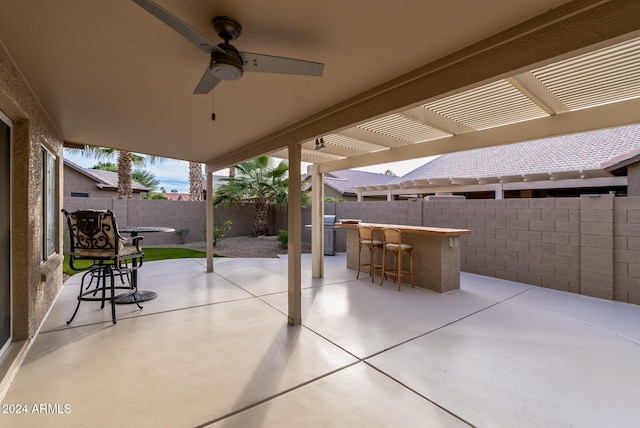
left=211, top=89, right=216, bottom=121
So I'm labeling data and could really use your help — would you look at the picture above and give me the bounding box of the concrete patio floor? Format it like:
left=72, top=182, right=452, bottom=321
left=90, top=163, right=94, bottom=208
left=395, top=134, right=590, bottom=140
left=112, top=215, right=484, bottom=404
left=2, top=253, right=639, bottom=427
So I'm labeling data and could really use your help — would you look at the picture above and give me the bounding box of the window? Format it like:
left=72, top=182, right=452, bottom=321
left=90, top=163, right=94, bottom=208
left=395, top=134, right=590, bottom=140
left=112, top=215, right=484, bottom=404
left=42, top=148, right=57, bottom=260
left=70, top=192, right=89, bottom=198
left=0, top=111, right=11, bottom=358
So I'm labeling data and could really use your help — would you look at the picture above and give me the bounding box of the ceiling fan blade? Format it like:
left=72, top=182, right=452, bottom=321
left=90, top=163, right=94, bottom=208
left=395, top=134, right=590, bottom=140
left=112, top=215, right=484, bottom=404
left=132, top=0, right=224, bottom=54
left=240, top=52, right=324, bottom=76
left=193, top=67, right=222, bottom=94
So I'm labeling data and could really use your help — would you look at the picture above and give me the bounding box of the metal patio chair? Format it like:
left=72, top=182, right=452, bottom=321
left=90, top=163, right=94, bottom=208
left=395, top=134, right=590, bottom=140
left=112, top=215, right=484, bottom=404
left=62, top=209, right=144, bottom=324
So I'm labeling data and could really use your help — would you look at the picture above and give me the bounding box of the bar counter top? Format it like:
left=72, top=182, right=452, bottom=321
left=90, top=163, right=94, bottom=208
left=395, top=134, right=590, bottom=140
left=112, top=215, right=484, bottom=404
left=336, top=222, right=472, bottom=237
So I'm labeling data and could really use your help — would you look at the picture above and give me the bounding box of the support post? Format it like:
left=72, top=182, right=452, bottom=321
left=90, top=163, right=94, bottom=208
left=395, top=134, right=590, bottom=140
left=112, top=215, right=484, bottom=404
left=311, top=164, right=324, bottom=278
left=206, top=170, right=214, bottom=272
left=288, top=143, right=302, bottom=325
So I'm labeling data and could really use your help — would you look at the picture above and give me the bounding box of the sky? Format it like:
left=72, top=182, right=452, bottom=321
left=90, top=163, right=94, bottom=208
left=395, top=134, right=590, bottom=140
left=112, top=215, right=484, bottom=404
left=63, top=149, right=437, bottom=194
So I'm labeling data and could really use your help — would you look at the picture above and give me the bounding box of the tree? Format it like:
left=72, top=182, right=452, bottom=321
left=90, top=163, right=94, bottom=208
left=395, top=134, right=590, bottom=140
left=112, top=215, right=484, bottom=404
left=384, top=169, right=396, bottom=176
left=72, top=146, right=163, bottom=198
left=213, top=156, right=310, bottom=236
left=189, top=162, right=204, bottom=201
left=132, top=170, right=160, bottom=192
left=92, top=162, right=160, bottom=191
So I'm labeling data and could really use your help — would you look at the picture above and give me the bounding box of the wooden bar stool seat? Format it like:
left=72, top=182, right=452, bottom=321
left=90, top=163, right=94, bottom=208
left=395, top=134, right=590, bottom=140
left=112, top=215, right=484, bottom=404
left=356, top=226, right=383, bottom=282
left=380, top=227, right=415, bottom=291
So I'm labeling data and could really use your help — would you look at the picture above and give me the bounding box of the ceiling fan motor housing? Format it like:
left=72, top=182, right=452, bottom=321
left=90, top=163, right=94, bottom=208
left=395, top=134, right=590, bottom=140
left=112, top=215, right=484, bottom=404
left=212, top=43, right=244, bottom=80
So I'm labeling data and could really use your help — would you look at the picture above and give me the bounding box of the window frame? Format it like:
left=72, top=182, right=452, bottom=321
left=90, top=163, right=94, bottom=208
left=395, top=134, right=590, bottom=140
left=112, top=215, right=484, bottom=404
left=0, top=109, right=12, bottom=359
left=41, top=147, right=58, bottom=261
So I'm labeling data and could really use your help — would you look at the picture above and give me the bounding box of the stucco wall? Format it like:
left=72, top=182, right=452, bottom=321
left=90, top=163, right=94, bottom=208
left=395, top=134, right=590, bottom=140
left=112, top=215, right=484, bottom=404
left=0, top=42, right=64, bottom=341
left=627, top=164, right=640, bottom=197
left=64, top=167, right=122, bottom=199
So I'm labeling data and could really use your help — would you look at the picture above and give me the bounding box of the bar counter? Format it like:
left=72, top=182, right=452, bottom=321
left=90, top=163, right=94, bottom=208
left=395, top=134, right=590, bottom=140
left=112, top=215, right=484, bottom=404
left=338, top=222, right=472, bottom=292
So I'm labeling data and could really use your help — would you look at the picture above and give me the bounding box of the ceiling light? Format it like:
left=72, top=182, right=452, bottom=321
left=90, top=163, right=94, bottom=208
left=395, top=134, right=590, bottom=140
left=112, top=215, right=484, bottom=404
left=212, top=63, right=243, bottom=80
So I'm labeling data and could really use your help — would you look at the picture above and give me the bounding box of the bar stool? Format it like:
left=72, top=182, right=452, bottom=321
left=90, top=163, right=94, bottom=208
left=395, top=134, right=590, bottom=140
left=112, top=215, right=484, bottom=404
left=356, top=226, right=383, bottom=282
left=380, top=228, right=415, bottom=291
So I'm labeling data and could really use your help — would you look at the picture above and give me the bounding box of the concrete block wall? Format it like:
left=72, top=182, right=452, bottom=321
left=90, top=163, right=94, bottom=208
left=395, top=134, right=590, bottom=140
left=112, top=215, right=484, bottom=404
left=613, top=196, right=640, bottom=304
left=62, top=198, right=290, bottom=246
left=580, top=195, right=613, bottom=300
left=326, top=196, right=640, bottom=305
left=424, top=198, right=583, bottom=295
left=60, top=196, right=640, bottom=304
left=331, top=200, right=423, bottom=252
left=62, top=197, right=207, bottom=246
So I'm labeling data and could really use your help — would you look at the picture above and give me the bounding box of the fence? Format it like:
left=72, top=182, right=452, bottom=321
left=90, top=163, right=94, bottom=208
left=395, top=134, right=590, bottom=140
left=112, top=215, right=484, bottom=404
left=328, top=196, right=640, bottom=305
left=63, top=195, right=640, bottom=304
left=62, top=197, right=289, bottom=246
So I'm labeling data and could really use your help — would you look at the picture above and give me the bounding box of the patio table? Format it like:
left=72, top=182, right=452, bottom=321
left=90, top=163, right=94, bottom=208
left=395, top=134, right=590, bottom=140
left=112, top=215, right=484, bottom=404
left=338, top=222, right=472, bottom=292
left=115, top=226, right=175, bottom=304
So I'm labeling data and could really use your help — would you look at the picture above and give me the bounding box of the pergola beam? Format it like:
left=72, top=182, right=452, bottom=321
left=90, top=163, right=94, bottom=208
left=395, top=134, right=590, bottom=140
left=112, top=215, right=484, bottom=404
left=207, top=0, right=640, bottom=172
left=318, top=96, right=640, bottom=174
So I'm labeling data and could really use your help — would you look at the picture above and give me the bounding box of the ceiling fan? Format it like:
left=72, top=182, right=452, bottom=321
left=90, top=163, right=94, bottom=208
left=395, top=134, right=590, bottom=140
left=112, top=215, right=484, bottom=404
left=131, top=0, right=324, bottom=96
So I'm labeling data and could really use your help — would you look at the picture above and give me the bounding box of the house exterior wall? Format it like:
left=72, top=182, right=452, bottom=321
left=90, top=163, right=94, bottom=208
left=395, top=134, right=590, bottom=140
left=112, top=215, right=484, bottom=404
left=64, top=167, right=118, bottom=199
left=64, top=165, right=144, bottom=199
left=0, top=43, right=64, bottom=344
left=627, top=163, right=640, bottom=196
left=323, top=185, right=343, bottom=200
left=324, top=186, right=356, bottom=201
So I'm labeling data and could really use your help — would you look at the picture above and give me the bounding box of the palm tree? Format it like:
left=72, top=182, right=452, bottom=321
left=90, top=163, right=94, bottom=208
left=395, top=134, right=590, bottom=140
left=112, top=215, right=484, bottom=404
left=189, top=162, right=203, bottom=201
left=213, top=156, right=309, bottom=236
left=71, top=146, right=163, bottom=198
left=117, top=150, right=134, bottom=198
left=92, top=162, right=160, bottom=191
left=132, top=170, right=160, bottom=192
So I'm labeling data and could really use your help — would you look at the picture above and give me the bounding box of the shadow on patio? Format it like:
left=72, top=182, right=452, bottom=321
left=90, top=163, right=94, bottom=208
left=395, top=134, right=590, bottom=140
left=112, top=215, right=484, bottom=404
left=2, top=254, right=639, bottom=427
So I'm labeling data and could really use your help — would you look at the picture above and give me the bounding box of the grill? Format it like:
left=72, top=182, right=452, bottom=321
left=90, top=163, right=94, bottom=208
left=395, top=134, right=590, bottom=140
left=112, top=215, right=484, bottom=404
left=304, top=215, right=343, bottom=256
left=323, top=215, right=339, bottom=256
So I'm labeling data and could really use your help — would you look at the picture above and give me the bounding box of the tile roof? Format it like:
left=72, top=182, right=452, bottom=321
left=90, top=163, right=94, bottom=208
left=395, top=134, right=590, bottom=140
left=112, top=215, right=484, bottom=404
left=395, top=124, right=640, bottom=183
left=64, top=159, right=149, bottom=191
left=324, top=170, right=397, bottom=195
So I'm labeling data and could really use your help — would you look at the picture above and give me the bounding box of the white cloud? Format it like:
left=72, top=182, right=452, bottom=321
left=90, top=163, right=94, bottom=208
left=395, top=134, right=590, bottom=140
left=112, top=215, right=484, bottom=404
left=64, top=149, right=191, bottom=193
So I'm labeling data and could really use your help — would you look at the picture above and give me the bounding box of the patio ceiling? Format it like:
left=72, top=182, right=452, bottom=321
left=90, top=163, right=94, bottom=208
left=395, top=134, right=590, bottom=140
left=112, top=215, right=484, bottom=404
left=0, top=0, right=639, bottom=172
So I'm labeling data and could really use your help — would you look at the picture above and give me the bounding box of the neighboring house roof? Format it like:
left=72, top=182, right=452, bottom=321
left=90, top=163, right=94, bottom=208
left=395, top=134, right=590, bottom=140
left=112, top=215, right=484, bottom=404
left=322, top=170, right=397, bottom=195
left=162, top=192, right=190, bottom=201
left=64, top=159, right=149, bottom=192
left=601, top=147, right=640, bottom=174
left=395, top=125, right=640, bottom=185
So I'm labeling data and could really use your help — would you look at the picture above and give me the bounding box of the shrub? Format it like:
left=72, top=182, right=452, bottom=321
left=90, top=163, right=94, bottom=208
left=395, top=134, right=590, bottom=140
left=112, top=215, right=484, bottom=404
left=213, top=219, right=232, bottom=247
left=147, top=192, right=168, bottom=200
left=175, top=228, right=189, bottom=244
left=277, top=229, right=288, bottom=249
